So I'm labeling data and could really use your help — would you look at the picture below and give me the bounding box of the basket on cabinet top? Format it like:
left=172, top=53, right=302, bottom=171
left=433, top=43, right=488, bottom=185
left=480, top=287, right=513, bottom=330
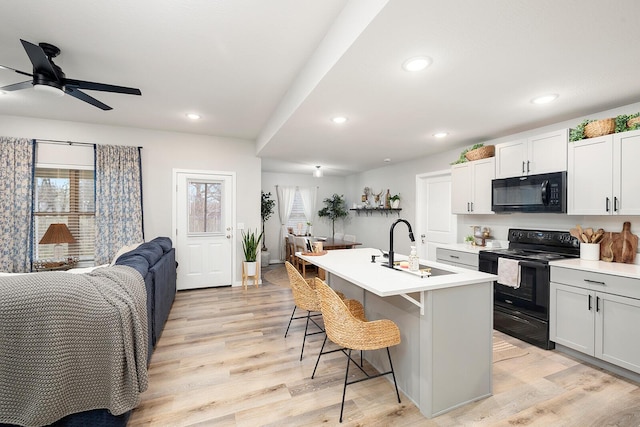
left=584, top=118, right=615, bottom=138
left=465, top=145, right=495, bottom=161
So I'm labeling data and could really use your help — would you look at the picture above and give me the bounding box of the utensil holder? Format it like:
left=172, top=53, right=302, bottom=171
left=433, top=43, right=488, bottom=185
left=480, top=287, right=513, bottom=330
left=580, top=243, right=600, bottom=261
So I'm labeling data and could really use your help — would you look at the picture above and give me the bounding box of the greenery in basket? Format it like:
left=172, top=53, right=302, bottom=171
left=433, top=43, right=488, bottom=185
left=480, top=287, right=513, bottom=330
left=615, top=113, right=640, bottom=133
left=569, top=119, right=594, bottom=142
left=451, top=143, right=484, bottom=165
left=389, top=194, right=400, bottom=202
left=241, top=228, right=263, bottom=262
left=261, top=191, right=275, bottom=251
left=318, top=193, right=349, bottom=238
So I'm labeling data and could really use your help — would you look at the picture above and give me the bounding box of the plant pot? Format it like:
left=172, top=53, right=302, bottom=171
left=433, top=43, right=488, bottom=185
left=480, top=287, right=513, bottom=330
left=391, top=200, right=400, bottom=209
left=260, top=252, right=270, bottom=267
left=243, top=261, right=257, bottom=276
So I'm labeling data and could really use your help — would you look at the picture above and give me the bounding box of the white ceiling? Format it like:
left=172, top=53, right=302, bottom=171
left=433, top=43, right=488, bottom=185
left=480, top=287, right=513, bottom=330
left=1, top=0, right=640, bottom=176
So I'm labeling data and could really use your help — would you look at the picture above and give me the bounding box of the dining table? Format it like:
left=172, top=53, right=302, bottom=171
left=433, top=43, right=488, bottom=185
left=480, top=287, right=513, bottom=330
left=313, top=237, right=362, bottom=250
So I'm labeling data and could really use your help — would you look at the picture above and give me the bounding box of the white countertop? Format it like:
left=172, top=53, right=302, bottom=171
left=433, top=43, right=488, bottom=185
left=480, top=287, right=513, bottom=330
left=298, top=247, right=497, bottom=297
left=437, top=241, right=508, bottom=254
left=550, top=258, right=640, bottom=280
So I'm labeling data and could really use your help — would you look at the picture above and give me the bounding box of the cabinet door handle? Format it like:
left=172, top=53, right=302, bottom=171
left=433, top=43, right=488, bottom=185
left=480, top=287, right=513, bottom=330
left=470, top=202, right=474, bottom=212
left=606, top=197, right=610, bottom=212
left=588, top=294, right=592, bottom=311
left=467, top=202, right=470, bottom=212
left=596, top=296, right=600, bottom=312
left=449, top=255, right=460, bottom=259
left=526, top=160, right=530, bottom=173
left=522, top=161, right=525, bottom=174
left=584, top=278, right=606, bottom=286
left=614, top=196, right=619, bottom=212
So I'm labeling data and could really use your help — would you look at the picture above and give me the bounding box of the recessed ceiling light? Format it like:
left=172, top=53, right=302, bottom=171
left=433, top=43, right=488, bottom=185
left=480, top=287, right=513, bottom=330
left=383, top=158, right=391, bottom=163
left=402, top=56, right=432, bottom=72
left=433, top=132, right=448, bottom=138
left=331, top=116, right=347, bottom=124
left=186, top=113, right=201, bottom=120
left=531, top=94, right=558, bottom=105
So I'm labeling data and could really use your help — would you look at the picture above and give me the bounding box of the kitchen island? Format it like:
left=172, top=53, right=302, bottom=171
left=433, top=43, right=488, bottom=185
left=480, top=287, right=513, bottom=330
left=299, top=247, right=497, bottom=419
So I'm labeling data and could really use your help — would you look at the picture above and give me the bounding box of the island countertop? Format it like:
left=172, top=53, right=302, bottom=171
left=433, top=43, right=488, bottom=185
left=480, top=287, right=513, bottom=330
left=298, top=247, right=497, bottom=297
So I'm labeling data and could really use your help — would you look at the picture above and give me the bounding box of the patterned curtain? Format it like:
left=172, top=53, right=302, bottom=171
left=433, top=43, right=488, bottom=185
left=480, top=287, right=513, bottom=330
left=0, top=137, right=34, bottom=272
left=94, top=144, right=143, bottom=265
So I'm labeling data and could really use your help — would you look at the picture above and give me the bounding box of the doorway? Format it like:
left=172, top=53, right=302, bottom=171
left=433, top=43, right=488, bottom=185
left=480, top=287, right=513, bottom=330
left=173, top=170, right=235, bottom=290
left=415, top=170, right=457, bottom=261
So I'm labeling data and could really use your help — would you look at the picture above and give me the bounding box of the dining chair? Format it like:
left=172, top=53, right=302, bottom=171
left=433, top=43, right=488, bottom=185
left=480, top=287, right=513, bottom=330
left=343, top=234, right=356, bottom=243
left=285, top=234, right=296, bottom=266
left=293, top=236, right=314, bottom=278
left=312, top=278, right=401, bottom=423
left=333, top=232, right=344, bottom=240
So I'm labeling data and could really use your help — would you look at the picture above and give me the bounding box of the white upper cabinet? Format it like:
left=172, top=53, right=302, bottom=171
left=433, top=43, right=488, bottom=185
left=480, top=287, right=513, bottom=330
left=451, top=157, right=495, bottom=215
left=495, top=129, right=568, bottom=179
left=568, top=129, right=640, bottom=215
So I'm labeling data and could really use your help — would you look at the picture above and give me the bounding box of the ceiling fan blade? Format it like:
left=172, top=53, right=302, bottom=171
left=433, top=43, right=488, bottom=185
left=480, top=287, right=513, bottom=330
left=65, top=78, right=141, bottom=95
left=64, top=87, right=112, bottom=110
left=0, top=64, right=33, bottom=78
left=20, top=39, right=59, bottom=79
left=1, top=80, right=33, bottom=91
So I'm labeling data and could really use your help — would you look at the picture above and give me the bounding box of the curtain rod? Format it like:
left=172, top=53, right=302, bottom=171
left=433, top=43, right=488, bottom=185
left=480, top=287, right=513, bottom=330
left=35, top=138, right=143, bottom=149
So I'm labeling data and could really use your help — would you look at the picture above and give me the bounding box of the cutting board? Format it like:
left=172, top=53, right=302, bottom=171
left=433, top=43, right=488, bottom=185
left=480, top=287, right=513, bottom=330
left=599, top=222, right=638, bottom=263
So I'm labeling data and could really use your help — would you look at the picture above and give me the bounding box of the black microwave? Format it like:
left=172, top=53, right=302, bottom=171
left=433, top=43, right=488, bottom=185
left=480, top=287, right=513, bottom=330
left=491, top=171, right=567, bottom=213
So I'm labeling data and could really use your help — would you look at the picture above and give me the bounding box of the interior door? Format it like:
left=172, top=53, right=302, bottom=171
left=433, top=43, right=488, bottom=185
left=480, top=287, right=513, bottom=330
left=174, top=171, right=234, bottom=290
left=416, top=171, right=457, bottom=261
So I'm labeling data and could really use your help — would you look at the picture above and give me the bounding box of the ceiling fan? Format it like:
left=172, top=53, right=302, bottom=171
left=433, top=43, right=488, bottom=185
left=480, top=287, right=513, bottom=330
left=0, top=39, right=141, bottom=110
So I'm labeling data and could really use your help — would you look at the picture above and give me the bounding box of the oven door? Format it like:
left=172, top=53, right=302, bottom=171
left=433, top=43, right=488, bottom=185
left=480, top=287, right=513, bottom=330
left=480, top=256, right=550, bottom=319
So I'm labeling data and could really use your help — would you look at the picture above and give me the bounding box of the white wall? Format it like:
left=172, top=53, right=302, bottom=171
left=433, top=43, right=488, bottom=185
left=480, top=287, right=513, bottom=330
left=0, top=114, right=261, bottom=281
left=261, top=171, right=347, bottom=263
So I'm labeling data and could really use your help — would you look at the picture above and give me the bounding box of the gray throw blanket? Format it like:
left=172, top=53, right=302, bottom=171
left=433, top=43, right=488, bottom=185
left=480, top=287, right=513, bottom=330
left=0, top=266, right=148, bottom=427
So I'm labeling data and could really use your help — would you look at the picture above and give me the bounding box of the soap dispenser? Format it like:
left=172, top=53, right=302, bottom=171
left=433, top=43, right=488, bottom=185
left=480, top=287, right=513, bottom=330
left=409, top=246, right=419, bottom=271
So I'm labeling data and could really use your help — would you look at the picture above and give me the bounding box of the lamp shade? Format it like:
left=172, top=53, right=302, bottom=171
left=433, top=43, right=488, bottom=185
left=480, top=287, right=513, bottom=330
left=39, top=223, right=77, bottom=245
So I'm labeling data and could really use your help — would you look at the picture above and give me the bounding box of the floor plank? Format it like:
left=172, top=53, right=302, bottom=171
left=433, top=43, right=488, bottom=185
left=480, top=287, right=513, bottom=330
left=129, top=264, right=640, bottom=426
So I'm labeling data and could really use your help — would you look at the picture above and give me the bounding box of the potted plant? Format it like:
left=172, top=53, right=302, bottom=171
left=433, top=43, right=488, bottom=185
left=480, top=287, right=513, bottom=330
left=260, top=191, right=275, bottom=267
left=318, top=194, right=349, bottom=238
left=241, top=228, right=263, bottom=276
left=389, top=194, right=400, bottom=209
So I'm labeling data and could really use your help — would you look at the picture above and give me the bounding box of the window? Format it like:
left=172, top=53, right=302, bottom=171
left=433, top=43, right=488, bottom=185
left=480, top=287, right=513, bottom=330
left=286, top=189, right=309, bottom=234
left=187, top=180, right=222, bottom=233
left=33, top=168, right=95, bottom=261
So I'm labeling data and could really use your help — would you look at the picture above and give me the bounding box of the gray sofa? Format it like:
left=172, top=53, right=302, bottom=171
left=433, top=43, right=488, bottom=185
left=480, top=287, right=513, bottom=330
left=0, top=237, right=177, bottom=427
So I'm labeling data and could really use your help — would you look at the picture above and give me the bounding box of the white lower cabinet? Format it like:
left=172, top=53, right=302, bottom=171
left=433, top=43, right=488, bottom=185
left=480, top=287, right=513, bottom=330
left=550, top=267, right=640, bottom=374
left=436, top=247, right=478, bottom=270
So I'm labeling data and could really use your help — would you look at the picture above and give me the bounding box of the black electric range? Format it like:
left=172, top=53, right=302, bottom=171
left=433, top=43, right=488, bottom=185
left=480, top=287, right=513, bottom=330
left=479, top=229, right=580, bottom=349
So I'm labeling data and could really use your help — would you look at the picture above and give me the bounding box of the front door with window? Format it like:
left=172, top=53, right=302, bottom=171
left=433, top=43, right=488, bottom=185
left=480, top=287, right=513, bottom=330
left=174, top=171, right=234, bottom=290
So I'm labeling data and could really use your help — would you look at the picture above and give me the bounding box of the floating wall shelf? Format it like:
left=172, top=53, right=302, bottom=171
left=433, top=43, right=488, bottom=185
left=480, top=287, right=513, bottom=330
left=350, top=208, right=402, bottom=217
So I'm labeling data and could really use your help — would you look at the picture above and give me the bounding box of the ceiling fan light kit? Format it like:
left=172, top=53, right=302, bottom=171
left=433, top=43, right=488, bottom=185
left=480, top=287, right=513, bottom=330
left=0, top=39, right=141, bottom=110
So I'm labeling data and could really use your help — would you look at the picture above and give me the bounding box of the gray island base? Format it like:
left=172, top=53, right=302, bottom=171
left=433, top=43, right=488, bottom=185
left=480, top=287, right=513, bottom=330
left=299, top=247, right=497, bottom=418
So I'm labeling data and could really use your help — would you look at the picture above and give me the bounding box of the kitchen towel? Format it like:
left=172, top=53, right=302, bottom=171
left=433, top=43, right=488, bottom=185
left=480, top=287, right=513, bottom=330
left=497, top=257, right=521, bottom=288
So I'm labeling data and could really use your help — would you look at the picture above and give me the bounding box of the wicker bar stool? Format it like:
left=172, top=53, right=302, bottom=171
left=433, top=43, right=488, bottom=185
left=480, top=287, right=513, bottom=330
left=313, top=278, right=401, bottom=423
left=283, top=261, right=348, bottom=361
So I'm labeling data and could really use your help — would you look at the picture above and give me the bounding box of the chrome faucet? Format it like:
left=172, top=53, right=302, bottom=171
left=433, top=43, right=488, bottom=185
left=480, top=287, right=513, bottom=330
left=385, top=218, right=415, bottom=269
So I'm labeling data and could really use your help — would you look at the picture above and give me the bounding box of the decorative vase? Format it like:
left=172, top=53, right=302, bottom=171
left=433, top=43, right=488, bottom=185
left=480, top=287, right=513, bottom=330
left=391, top=200, right=400, bottom=209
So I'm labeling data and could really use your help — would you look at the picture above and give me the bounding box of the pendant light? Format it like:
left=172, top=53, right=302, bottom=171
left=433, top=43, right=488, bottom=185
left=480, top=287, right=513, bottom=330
left=313, top=165, right=323, bottom=178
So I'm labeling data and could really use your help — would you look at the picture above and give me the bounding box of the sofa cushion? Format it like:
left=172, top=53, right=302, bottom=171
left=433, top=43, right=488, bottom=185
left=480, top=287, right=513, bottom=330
left=110, top=242, right=143, bottom=266
left=114, top=253, right=149, bottom=277
left=132, top=242, right=164, bottom=266
left=150, top=237, right=173, bottom=253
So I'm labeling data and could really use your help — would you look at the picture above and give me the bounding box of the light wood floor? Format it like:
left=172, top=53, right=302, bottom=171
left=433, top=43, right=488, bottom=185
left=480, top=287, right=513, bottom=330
left=129, top=264, right=640, bottom=426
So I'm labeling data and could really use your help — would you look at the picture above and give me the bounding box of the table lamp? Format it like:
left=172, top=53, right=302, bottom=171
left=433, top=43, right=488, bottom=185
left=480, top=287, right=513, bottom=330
left=39, top=223, right=77, bottom=259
